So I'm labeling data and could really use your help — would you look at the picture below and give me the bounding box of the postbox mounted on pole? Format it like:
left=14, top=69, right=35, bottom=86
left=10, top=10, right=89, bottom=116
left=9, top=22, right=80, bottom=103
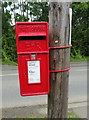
left=15, top=22, right=49, bottom=96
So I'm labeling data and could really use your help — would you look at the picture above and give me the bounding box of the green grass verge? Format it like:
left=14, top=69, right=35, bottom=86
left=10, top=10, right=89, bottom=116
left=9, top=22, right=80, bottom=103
left=0, top=59, right=2, bottom=65
left=27, top=112, right=79, bottom=119
left=1, top=59, right=17, bottom=65
left=68, top=112, right=79, bottom=118
left=70, top=56, right=89, bottom=62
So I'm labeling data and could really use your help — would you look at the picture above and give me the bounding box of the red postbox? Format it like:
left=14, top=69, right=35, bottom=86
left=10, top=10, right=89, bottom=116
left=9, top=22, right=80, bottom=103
left=15, top=22, right=49, bottom=96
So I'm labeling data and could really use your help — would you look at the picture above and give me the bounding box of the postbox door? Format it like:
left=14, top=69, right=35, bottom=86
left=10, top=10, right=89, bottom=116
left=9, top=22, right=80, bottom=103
left=18, top=53, right=49, bottom=96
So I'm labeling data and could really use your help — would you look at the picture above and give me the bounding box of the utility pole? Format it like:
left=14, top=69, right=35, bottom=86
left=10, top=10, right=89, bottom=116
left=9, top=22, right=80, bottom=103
left=48, top=2, right=72, bottom=118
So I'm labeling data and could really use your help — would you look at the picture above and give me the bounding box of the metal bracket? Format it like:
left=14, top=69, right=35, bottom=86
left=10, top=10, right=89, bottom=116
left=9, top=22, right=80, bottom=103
left=50, top=67, right=71, bottom=73
left=49, top=45, right=72, bottom=50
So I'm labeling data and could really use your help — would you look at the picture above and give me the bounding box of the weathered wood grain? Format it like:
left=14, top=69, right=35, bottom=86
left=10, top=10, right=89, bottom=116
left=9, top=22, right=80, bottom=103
left=48, top=2, right=71, bottom=118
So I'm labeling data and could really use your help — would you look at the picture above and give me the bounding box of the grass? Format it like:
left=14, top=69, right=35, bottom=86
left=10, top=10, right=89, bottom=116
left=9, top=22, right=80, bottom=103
left=68, top=112, right=79, bottom=118
left=70, top=56, right=89, bottom=62
left=27, top=112, right=79, bottom=119
left=1, top=59, right=17, bottom=65
left=70, top=49, right=89, bottom=62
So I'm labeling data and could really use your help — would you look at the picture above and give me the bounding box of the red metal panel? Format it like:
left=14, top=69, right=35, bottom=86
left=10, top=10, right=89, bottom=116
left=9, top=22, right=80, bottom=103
left=15, top=22, right=49, bottom=96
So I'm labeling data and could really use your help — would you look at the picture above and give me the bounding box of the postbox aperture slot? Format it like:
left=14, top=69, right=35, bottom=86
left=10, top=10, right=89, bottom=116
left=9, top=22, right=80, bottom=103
left=19, top=36, right=46, bottom=40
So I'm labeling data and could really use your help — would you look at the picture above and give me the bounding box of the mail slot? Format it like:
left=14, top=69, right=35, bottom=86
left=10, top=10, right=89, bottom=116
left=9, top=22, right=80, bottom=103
left=19, top=36, right=46, bottom=40
left=15, top=22, right=49, bottom=96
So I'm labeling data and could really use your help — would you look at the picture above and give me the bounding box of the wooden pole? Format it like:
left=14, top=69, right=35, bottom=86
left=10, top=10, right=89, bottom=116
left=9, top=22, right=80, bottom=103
left=48, top=2, right=71, bottom=118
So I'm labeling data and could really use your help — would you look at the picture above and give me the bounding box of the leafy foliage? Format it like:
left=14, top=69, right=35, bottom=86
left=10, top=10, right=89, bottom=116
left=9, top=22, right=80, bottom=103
left=2, top=2, right=89, bottom=63
left=29, top=2, right=48, bottom=22
left=72, top=2, right=89, bottom=56
left=2, top=2, right=17, bottom=62
left=2, top=2, right=49, bottom=63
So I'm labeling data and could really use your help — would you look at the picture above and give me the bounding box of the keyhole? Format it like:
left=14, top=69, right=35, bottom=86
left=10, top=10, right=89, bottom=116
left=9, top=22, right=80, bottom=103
left=24, top=73, right=26, bottom=76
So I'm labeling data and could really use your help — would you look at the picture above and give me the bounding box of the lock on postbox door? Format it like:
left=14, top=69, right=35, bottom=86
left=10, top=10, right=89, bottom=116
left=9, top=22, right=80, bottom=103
left=15, top=22, right=49, bottom=96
